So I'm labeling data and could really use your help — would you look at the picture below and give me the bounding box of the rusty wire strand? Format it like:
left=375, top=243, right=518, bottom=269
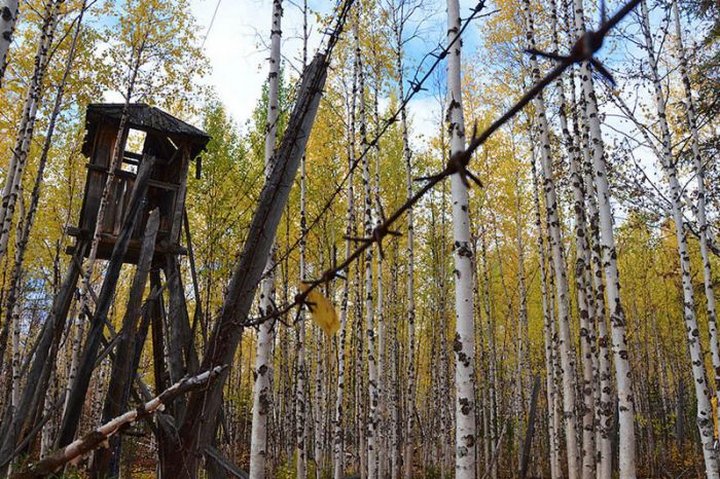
left=245, top=0, right=642, bottom=327
left=264, top=0, right=490, bottom=279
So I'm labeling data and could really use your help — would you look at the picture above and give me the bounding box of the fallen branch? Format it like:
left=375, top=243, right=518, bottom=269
left=11, top=365, right=227, bottom=479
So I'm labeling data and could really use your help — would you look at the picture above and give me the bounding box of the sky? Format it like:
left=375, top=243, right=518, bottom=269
left=188, top=0, right=483, bottom=142
left=186, top=0, right=675, bottom=160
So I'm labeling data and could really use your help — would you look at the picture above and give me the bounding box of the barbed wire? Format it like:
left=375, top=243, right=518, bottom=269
left=245, top=0, right=643, bottom=328
left=264, top=0, right=492, bottom=280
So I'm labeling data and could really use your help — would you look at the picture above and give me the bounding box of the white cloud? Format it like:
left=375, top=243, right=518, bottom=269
left=190, top=0, right=331, bottom=129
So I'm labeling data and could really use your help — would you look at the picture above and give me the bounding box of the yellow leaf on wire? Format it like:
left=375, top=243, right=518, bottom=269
left=300, top=283, right=340, bottom=336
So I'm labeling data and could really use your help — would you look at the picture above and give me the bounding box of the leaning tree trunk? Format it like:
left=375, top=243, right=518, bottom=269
left=446, top=1, right=476, bottom=477
left=0, top=0, right=87, bottom=387
left=639, top=1, right=719, bottom=475
left=672, top=0, right=720, bottom=424
left=163, top=49, right=331, bottom=478
left=572, top=0, right=636, bottom=476
left=523, top=3, right=579, bottom=477
left=249, top=2, right=283, bottom=478
left=0, top=0, right=19, bottom=88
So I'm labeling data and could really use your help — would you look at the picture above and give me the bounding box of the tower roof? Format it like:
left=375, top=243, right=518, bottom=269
left=83, top=103, right=210, bottom=158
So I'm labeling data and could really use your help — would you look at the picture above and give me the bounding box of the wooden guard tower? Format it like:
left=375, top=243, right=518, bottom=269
left=50, top=104, right=210, bottom=469
left=68, top=103, right=210, bottom=263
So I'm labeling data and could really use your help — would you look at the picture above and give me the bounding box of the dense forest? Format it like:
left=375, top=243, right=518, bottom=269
left=0, top=0, right=719, bottom=477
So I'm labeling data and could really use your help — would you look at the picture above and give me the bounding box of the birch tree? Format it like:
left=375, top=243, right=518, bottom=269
left=545, top=0, right=597, bottom=470
left=571, top=0, right=637, bottom=476
left=446, top=1, right=476, bottom=476
left=639, top=1, right=718, bottom=474
left=0, top=0, right=18, bottom=86
left=249, top=2, right=283, bottom=478
left=0, top=0, right=61, bottom=266
left=523, top=1, right=579, bottom=476
left=333, top=35, right=358, bottom=479
left=672, top=0, right=720, bottom=417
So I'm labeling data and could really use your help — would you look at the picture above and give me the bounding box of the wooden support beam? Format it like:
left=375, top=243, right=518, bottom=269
left=91, top=208, right=160, bottom=478
left=56, top=155, right=156, bottom=449
left=10, top=367, right=226, bottom=479
left=204, top=445, right=249, bottom=479
left=169, top=147, right=190, bottom=245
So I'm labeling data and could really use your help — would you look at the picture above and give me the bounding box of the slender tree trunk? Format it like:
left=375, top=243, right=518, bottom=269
left=524, top=4, right=579, bottom=477
left=1, top=0, right=87, bottom=388
left=357, top=16, right=378, bottom=477
left=372, top=64, right=385, bottom=479
left=512, top=162, right=529, bottom=477
left=480, top=220, right=497, bottom=479
left=572, top=80, right=613, bottom=479
left=334, top=46, right=357, bottom=479
left=392, top=8, right=416, bottom=478
left=572, top=1, right=637, bottom=476
left=639, top=1, right=718, bottom=475
left=672, top=0, right=720, bottom=426
left=250, top=2, right=283, bottom=477
left=530, top=152, right=560, bottom=479
left=0, top=0, right=19, bottom=88
left=547, top=4, right=596, bottom=471
left=0, top=0, right=60, bottom=265
left=0, top=243, right=86, bottom=476
left=446, top=1, right=476, bottom=477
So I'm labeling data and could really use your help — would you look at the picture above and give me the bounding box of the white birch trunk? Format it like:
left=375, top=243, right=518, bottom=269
left=358, top=35, right=378, bottom=479
left=572, top=81, right=613, bottom=479
left=548, top=19, right=596, bottom=474
left=531, top=154, right=561, bottom=479
left=63, top=297, right=83, bottom=419
left=249, top=2, right=282, bottom=477
left=572, top=0, right=636, bottom=475
left=524, top=5, right=580, bottom=476
left=372, top=66, right=386, bottom=479
left=394, top=11, right=416, bottom=478
left=0, top=0, right=60, bottom=265
left=640, top=1, right=718, bottom=475
left=0, top=0, right=19, bottom=86
left=672, top=0, right=720, bottom=425
left=446, top=1, right=476, bottom=477
left=333, top=57, right=357, bottom=479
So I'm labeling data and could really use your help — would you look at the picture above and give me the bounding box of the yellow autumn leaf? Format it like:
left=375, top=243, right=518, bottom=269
left=300, top=283, right=340, bottom=336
